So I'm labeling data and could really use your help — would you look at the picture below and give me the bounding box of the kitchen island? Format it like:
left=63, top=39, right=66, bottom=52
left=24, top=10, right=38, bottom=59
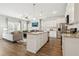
left=26, top=32, right=48, bottom=53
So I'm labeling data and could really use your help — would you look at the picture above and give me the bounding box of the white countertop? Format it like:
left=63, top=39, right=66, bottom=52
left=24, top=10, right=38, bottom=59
left=27, top=32, right=47, bottom=35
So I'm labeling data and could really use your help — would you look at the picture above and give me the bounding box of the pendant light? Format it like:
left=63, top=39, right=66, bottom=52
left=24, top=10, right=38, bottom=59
left=33, top=3, right=36, bottom=20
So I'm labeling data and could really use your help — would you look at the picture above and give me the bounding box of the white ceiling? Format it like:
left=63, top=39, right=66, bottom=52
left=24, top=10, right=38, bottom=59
left=0, top=3, right=67, bottom=20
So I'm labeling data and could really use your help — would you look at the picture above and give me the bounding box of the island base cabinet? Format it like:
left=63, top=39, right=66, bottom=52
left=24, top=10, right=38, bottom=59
left=27, top=32, right=48, bottom=53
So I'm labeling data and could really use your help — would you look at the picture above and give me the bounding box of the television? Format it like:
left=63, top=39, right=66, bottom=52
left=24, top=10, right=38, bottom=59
left=32, top=22, right=38, bottom=27
left=66, top=15, right=69, bottom=24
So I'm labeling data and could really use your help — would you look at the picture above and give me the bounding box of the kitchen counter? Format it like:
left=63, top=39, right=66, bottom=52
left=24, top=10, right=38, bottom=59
left=27, top=32, right=48, bottom=53
left=27, top=32, right=46, bottom=35
left=62, top=32, right=79, bottom=56
left=62, top=32, right=79, bottom=38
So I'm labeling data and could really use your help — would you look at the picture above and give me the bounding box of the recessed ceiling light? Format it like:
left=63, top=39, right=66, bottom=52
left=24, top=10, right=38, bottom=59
left=40, top=13, right=42, bottom=16
left=52, top=11, right=57, bottom=14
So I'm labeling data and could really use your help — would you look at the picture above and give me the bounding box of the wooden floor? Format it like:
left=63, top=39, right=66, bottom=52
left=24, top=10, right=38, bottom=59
left=0, top=38, right=62, bottom=56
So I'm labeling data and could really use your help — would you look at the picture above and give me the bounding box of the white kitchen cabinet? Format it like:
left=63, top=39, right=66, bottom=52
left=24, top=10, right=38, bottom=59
left=49, top=31, right=57, bottom=38
left=62, top=37, right=79, bottom=56
left=65, top=3, right=74, bottom=24
left=27, top=32, right=48, bottom=53
left=2, top=30, right=13, bottom=41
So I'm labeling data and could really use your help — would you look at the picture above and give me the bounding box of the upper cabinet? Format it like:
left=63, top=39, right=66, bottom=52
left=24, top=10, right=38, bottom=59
left=74, top=3, right=79, bottom=23
left=65, top=3, right=79, bottom=31
left=65, top=3, right=74, bottom=24
left=65, top=3, right=79, bottom=24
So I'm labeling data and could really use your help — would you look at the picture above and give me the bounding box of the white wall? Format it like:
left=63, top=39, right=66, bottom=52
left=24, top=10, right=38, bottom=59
left=0, top=15, right=7, bottom=39
left=0, top=15, right=26, bottom=38
left=21, top=21, right=27, bottom=31
left=0, top=15, right=7, bottom=28
left=0, top=15, right=66, bottom=32
left=25, top=16, right=66, bottom=31
left=41, top=16, right=65, bottom=31
left=7, top=17, right=21, bottom=32
left=22, top=16, right=66, bottom=31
